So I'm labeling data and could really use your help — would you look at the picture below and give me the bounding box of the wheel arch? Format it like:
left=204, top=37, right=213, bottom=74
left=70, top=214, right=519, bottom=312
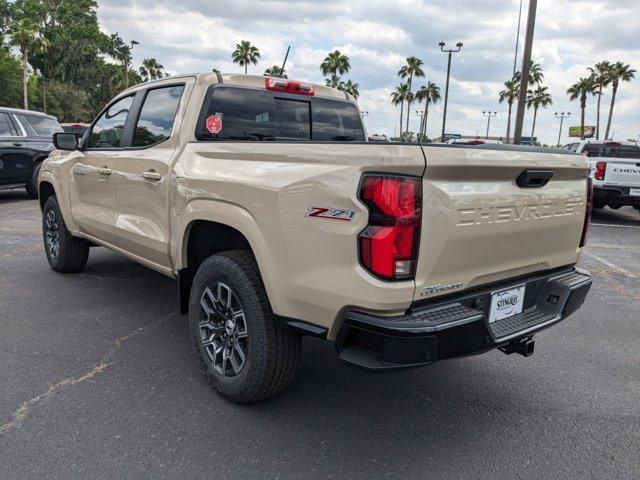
left=176, top=200, right=279, bottom=315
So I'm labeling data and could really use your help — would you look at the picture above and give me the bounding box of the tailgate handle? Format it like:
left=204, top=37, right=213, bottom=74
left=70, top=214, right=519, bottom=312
left=516, top=169, right=554, bottom=188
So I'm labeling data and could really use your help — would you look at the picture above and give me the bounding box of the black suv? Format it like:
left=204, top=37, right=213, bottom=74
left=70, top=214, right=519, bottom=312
left=0, top=107, right=63, bottom=198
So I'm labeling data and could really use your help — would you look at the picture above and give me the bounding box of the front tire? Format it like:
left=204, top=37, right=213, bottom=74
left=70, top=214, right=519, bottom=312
left=42, top=195, right=89, bottom=272
left=189, top=250, right=301, bottom=404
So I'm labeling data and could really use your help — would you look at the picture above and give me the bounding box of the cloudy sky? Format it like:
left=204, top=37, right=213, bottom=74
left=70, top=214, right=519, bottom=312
left=98, top=0, right=639, bottom=144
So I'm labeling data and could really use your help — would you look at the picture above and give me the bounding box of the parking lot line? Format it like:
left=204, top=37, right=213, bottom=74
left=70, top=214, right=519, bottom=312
left=583, top=251, right=639, bottom=279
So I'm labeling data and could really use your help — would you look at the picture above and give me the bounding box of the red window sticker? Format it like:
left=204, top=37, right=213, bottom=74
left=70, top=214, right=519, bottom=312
left=205, top=115, right=222, bottom=134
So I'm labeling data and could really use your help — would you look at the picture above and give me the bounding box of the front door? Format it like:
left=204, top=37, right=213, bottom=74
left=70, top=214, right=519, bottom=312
left=111, top=84, right=186, bottom=267
left=69, top=95, right=135, bottom=245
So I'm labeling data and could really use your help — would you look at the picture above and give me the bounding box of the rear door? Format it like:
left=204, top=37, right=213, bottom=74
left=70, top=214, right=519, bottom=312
left=414, top=146, right=589, bottom=301
left=0, top=112, right=32, bottom=185
left=110, top=82, right=188, bottom=267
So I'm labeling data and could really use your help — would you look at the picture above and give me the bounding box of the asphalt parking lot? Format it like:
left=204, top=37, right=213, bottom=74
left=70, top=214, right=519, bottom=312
left=0, top=189, right=638, bottom=479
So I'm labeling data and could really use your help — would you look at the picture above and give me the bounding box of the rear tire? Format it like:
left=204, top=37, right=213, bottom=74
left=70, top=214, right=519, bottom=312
left=25, top=163, right=41, bottom=199
left=42, top=195, right=89, bottom=273
left=189, top=250, right=301, bottom=404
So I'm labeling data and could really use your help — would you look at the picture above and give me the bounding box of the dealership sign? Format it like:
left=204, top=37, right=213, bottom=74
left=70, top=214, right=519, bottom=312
left=569, top=126, right=595, bottom=138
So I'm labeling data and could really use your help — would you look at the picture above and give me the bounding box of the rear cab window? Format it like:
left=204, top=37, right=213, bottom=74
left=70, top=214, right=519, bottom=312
left=196, top=86, right=365, bottom=142
left=132, top=85, right=184, bottom=147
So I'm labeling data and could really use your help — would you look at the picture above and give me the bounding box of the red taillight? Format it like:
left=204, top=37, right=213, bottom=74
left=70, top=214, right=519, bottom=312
left=264, top=77, right=314, bottom=96
left=594, top=161, right=606, bottom=181
left=580, top=177, right=593, bottom=248
left=358, top=175, right=422, bottom=280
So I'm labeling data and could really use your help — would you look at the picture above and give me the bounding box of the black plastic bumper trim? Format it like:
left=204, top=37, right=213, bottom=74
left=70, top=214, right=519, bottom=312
left=274, top=315, right=328, bottom=338
left=336, top=267, right=592, bottom=372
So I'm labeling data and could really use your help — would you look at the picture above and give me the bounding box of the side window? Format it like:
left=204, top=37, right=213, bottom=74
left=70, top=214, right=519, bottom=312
left=0, top=113, right=18, bottom=136
left=275, top=98, right=311, bottom=139
left=132, top=85, right=185, bottom=147
left=569, top=143, right=580, bottom=152
left=198, top=87, right=275, bottom=141
left=88, top=95, right=134, bottom=148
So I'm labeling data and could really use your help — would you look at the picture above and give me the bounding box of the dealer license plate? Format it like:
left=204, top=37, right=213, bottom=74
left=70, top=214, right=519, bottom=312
left=489, top=285, right=525, bottom=323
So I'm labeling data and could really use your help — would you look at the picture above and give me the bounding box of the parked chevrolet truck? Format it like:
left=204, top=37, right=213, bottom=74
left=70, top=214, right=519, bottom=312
left=38, top=73, right=593, bottom=403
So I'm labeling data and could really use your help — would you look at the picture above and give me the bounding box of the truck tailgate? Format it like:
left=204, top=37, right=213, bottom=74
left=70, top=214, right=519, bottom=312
left=414, top=146, right=589, bottom=302
left=603, top=160, right=640, bottom=187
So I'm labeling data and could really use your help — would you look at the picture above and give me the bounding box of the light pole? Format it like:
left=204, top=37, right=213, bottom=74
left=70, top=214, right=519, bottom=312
left=439, top=41, right=463, bottom=141
left=513, top=0, right=538, bottom=144
left=482, top=111, right=497, bottom=139
left=555, top=112, right=570, bottom=147
left=415, top=110, right=424, bottom=140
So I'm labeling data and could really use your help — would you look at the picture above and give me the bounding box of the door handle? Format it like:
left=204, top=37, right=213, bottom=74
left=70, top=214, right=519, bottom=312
left=142, top=170, right=162, bottom=181
left=99, top=167, right=113, bottom=176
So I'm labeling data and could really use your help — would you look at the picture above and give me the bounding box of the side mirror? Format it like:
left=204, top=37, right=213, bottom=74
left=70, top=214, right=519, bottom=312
left=53, top=132, right=79, bottom=151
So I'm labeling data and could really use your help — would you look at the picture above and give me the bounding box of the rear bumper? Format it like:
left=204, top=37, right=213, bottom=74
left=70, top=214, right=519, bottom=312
left=335, top=268, right=592, bottom=371
left=594, top=186, right=640, bottom=207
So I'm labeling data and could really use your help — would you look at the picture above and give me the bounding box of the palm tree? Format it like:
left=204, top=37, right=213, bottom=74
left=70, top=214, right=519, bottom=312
left=514, top=61, right=544, bottom=86
left=106, top=33, right=137, bottom=90
left=588, top=61, right=612, bottom=140
left=231, top=40, right=260, bottom=74
left=212, top=68, right=221, bottom=74
left=415, top=81, right=441, bottom=140
left=526, top=86, right=552, bottom=141
left=568, top=77, right=597, bottom=140
left=264, top=65, right=284, bottom=76
left=603, top=61, right=636, bottom=140
left=320, top=50, right=350, bottom=88
left=338, top=79, right=359, bottom=99
left=391, top=83, right=410, bottom=138
left=7, top=19, right=40, bottom=109
left=398, top=56, right=425, bottom=133
left=139, top=58, right=165, bottom=82
left=498, top=79, right=520, bottom=143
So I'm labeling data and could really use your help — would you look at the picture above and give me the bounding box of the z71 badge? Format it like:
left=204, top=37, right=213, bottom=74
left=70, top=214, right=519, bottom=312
left=305, top=206, right=355, bottom=222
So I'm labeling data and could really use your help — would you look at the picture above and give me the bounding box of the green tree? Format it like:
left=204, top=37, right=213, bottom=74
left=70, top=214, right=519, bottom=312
left=603, top=61, right=635, bottom=140
left=398, top=56, right=425, bottom=133
left=264, top=64, right=283, bottom=76
left=526, top=85, right=552, bottom=140
left=514, top=61, right=544, bottom=86
left=338, top=79, right=359, bottom=99
left=391, top=83, right=410, bottom=137
left=139, top=58, right=165, bottom=82
left=568, top=77, right=597, bottom=140
left=0, top=47, right=24, bottom=107
left=415, top=81, right=441, bottom=140
left=7, top=18, right=41, bottom=109
left=498, top=79, right=519, bottom=143
left=588, top=61, right=612, bottom=140
left=231, top=40, right=260, bottom=74
left=320, top=50, right=350, bottom=88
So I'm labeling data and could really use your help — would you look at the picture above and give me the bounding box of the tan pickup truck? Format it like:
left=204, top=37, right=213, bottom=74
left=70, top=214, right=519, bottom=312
left=38, top=73, right=593, bottom=403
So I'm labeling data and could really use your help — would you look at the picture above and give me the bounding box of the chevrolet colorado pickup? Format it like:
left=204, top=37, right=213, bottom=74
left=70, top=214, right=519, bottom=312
left=39, top=73, right=593, bottom=403
left=563, top=140, right=640, bottom=213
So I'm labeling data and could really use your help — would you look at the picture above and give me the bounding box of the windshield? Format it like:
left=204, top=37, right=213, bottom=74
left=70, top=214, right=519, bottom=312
left=16, top=114, right=63, bottom=137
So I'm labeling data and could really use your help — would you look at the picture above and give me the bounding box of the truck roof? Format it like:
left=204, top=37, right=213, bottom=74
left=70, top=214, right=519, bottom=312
left=121, top=73, right=352, bottom=101
left=0, top=106, right=57, bottom=120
